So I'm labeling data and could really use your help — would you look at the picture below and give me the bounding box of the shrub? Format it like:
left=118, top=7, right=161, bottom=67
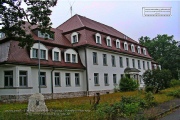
left=144, top=92, right=157, bottom=107
left=167, top=90, right=180, bottom=98
left=119, top=76, right=139, bottom=91
left=143, top=69, right=172, bottom=93
left=170, top=79, right=180, bottom=87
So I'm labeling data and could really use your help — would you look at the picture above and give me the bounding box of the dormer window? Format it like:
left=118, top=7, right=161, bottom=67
left=64, top=49, right=78, bottom=63
left=143, top=48, right=146, bottom=55
left=95, top=33, right=101, bottom=44
left=38, top=31, right=54, bottom=39
left=71, top=32, right=79, bottom=44
left=124, top=42, right=128, bottom=51
left=137, top=46, right=141, bottom=54
left=106, top=36, right=112, bottom=46
left=52, top=47, right=61, bottom=61
left=131, top=44, right=135, bottom=52
left=30, top=43, right=48, bottom=60
left=116, top=39, right=120, bottom=49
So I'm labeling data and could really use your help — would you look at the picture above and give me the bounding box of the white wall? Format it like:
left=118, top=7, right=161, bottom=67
left=85, top=47, right=152, bottom=91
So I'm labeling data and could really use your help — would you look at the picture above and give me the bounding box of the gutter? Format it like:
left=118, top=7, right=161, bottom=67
left=84, top=48, right=89, bottom=96
left=51, top=67, right=55, bottom=99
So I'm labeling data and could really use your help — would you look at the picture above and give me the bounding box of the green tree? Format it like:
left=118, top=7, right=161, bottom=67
left=0, top=0, right=57, bottom=49
left=139, top=34, right=180, bottom=79
left=143, top=69, right=172, bottom=93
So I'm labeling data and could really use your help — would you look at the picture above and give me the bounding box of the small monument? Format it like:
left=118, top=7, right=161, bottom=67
left=27, top=93, right=48, bottom=112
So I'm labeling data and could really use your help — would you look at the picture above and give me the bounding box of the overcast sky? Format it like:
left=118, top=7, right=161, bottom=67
left=50, top=0, right=180, bottom=42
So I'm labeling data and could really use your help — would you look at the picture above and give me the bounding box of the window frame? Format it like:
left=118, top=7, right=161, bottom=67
left=103, top=54, right=107, bottom=66
left=65, top=73, right=71, bottom=86
left=124, top=42, right=128, bottom=51
left=132, top=59, right=135, bottom=68
left=113, top=74, right=117, bottom=84
left=19, top=71, right=28, bottom=87
left=138, top=60, right=141, bottom=69
left=126, top=58, right=129, bottom=67
left=94, top=73, right=99, bottom=86
left=95, top=33, right=101, bottom=44
left=4, top=71, right=13, bottom=87
left=93, top=52, right=98, bottom=64
left=119, top=57, right=123, bottom=68
left=75, top=73, right=80, bottom=86
left=54, top=72, right=60, bottom=86
left=40, top=72, right=46, bottom=86
left=131, top=44, right=135, bottom=52
left=116, top=39, right=120, bottom=49
left=111, top=55, right=116, bottom=66
left=104, top=73, right=109, bottom=86
left=106, top=36, right=112, bottom=47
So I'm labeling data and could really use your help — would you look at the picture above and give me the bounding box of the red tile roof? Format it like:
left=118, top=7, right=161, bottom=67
left=6, top=40, right=85, bottom=69
left=57, top=14, right=138, bottom=44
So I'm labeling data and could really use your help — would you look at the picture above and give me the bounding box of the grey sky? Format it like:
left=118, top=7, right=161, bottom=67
left=50, top=0, right=180, bottom=42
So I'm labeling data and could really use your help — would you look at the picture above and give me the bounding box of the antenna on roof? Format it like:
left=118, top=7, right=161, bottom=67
left=68, top=0, right=75, bottom=17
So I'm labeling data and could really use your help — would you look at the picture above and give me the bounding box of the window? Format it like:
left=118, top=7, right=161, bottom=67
left=112, top=55, right=116, bottom=66
left=147, top=62, right=150, bottom=70
left=95, top=33, right=101, bottom=44
left=131, top=44, right=135, bottom=52
left=64, top=49, right=78, bottom=63
left=19, top=71, right=27, bottom=87
left=40, top=72, right=46, bottom=86
left=106, top=36, right=111, bottom=46
left=124, top=42, right=128, bottom=50
left=119, top=57, right=123, bottom=67
left=38, top=31, right=53, bottom=39
left=104, top=74, right=109, bottom=85
left=143, top=61, right=145, bottom=70
left=94, top=73, right=99, bottom=85
left=132, top=59, right=135, bottom=68
left=75, top=73, right=80, bottom=86
left=103, top=54, right=107, bottom=65
left=72, top=35, right=77, bottom=43
left=137, top=46, right=141, bottom=54
left=65, top=73, right=71, bottom=86
left=0, top=32, right=5, bottom=39
left=4, top=71, right=13, bottom=87
left=72, top=54, right=76, bottom=63
left=55, top=72, right=60, bottom=86
left=116, top=39, right=120, bottom=49
left=52, top=47, right=61, bottom=61
left=143, top=48, right=147, bottom=55
left=113, top=74, right=117, bottom=84
left=138, top=60, right=141, bottom=69
left=71, top=32, right=78, bottom=43
left=30, top=43, right=48, bottom=60
left=54, top=52, right=59, bottom=61
left=126, top=58, right=129, bottom=67
left=66, top=53, right=71, bottom=62
left=40, top=50, right=46, bottom=59
left=93, top=52, right=98, bottom=64
left=32, top=48, right=38, bottom=58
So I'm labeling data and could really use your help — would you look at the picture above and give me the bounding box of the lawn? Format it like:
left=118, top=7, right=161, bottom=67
left=0, top=86, right=179, bottom=120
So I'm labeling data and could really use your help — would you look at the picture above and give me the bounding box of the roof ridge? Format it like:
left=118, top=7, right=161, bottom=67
left=76, top=14, right=85, bottom=27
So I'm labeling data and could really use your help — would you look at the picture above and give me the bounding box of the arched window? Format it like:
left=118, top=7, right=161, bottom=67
left=143, top=48, right=146, bottom=55
left=64, top=49, right=78, bottom=63
left=52, top=47, right=61, bottom=61
left=137, top=46, right=141, bottom=54
left=106, top=36, right=112, bottom=47
left=30, top=43, right=48, bottom=60
left=95, top=33, right=101, bottom=44
left=71, top=32, right=79, bottom=44
left=124, top=42, right=128, bottom=50
left=131, top=44, right=135, bottom=52
left=116, top=39, right=120, bottom=49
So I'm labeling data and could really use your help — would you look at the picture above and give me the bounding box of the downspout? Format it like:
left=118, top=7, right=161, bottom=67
left=84, top=48, right=89, bottom=96
left=51, top=67, right=55, bottom=99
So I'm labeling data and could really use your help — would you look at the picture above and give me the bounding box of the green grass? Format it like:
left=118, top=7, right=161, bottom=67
left=0, top=86, right=180, bottom=120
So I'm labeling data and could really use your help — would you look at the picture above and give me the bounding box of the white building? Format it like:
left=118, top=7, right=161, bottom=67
left=0, top=14, right=155, bottom=102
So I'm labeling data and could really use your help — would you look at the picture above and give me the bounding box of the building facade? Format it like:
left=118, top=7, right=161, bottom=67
left=0, top=14, right=155, bottom=102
